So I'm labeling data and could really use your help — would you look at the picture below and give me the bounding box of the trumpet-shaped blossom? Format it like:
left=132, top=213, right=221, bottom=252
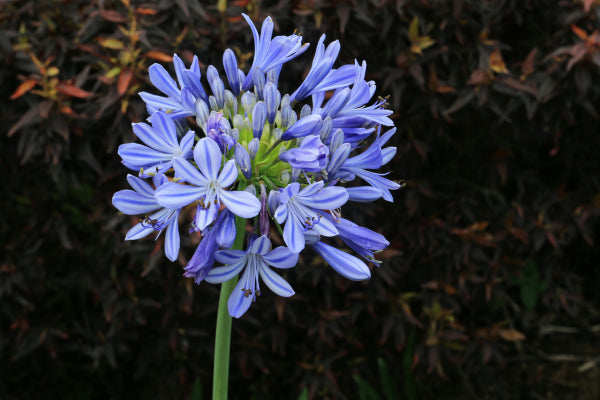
left=113, top=14, right=401, bottom=317
left=274, top=181, right=348, bottom=253
left=205, top=235, right=298, bottom=318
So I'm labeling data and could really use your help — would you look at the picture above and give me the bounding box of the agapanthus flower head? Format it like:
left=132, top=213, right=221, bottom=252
left=113, top=13, right=401, bottom=317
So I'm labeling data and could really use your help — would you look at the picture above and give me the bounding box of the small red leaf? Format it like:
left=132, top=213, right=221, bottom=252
left=56, top=82, right=93, bottom=99
left=118, top=69, right=133, bottom=96
left=144, top=51, right=173, bottom=63
left=10, top=80, right=38, bottom=100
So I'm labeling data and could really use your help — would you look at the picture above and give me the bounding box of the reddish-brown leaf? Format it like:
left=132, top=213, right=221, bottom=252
left=135, top=7, right=158, bottom=15
left=56, top=82, right=93, bottom=99
left=144, top=51, right=173, bottom=63
left=498, top=329, right=526, bottom=341
left=571, top=24, right=588, bottom=40
left=99, top=10, right=128, bottom=23
left=10, top=80, right=38, bottom=100
left=118, top=69, right=133, bottom=96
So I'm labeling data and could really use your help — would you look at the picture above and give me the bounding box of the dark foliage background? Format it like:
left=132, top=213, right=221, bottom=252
left=1, top=0, right=599, bottom=399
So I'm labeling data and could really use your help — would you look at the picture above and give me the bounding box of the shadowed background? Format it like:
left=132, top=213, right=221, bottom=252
left=1, top=0, right=599, bottom=399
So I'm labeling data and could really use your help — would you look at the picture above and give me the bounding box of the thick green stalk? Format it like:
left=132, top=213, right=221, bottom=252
left=213, top=216, right=246, bottom=400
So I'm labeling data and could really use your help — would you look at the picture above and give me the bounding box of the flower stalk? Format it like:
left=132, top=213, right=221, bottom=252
left=213, top=215, right=246, bottom=400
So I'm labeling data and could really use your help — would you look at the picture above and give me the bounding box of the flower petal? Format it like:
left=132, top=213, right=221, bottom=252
left=173, top=158, right=208, bottom=187
left=215, top=249, right=247, bottom=264
left=263, top=246, right=299, bottom=269
left=259, top=265, right=295, bottom=297
left=125, top=222, right=154, bottom=240
left=283, top=215, right=305, bottom=253
left=249, top=235, right=271, bottom=255
left=126, top=174, right=155, bottom=198
left=148, top=63, right=180, bottom=99
left=227, top=271, right=253, bottom=318
left=205, top=257, right=247, bottom=284
left=132, top=121, right=172, bottom=152
left=218, top=159, right=239, bottom=188
left=298, top=186, right=348, bottom=210
left=154, top=182, right=204, bottom=209
left=219, top=189, right=261, bottom=218
left=118, top=143, right=172, bottom=169
left=164, top=214, right=180, bottom=261
left=193, top=137, right=222, bottom=181
left=311, top=241, right=371, bottom=281
left=150, top=111, right=179, bottom=150
left=113, top=189, right=160, bottom=215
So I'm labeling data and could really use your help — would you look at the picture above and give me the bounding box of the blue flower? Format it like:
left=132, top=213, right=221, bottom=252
left=326, top=128, right=401, bottom=201
left=205, top=235, right=298, bottom=318
left=241, top=14, right=308, bottom=91
left=289, top=35, right=361, bottom=103
left=118, top=111, right=194, bottom=177
left=140, top=54, right=207, bottom=118
left=205, top=111, right=235, bottom=153
left=154, top=137, right=261, bottom=219
left=112, top=174, right=182, bottom=261
left=184, top=210, right=236, bottom=283
left=320, top=213, right=389, bottom=263
left=274, top=181, right=348, bottom=253
left=279, top=135, right=329, bottom=172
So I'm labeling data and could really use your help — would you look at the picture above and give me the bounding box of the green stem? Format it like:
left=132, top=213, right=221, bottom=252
left=213, top=216, right=246, bottom=400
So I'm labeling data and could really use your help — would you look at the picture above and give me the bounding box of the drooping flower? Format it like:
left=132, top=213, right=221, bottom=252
left=205, top=235, right=298, bottom=317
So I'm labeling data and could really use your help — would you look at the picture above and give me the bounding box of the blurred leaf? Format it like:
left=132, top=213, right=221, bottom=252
left=56, top=82, right=93, bottom=98
left=10, top=80, right=38, bottom=100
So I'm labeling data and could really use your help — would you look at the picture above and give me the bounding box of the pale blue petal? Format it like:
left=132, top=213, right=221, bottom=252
left=312, top=217, right=338, bottom=237
left=249, top=235, right=271, bottom=255
left=311, top=241, right=371, bottom=281
left=125, top=222, right=154, bottom=240
left=118, top=143, right=172, bottom=167
left=113, top=189, right=160, bottom=215
left=218, top=159, right=239, bottom=188
left=132, top=121, right=172, bottom=152
left=227, top=270, right=253, bottom=318
left=274, top=203, right=288, bottom=224
left=215, top=211, right=236, bottom=248
left=298, top=186, right=348, bottom=210
left=173, top=158, right=208, bottom=187
left=263, top=247, right=298, bottom=269
left=215, top=249, right=247, bottom=264
left=193, top=138, right=222, bottom=181
left=154, top=182, right=203, bottom=209
left=126, top=174, right=155, bottom=198
left=346, top=186, right=383, bottom=202
left=139, top=92, right=184, bottom=111
left=180, top=130, right=195, bottom=156
left=219, top=189, right=261, bottom=218
left=298, top=181, right=324, bottom=197
left=205, top=257, right=246, bottom=284
left=150, top=111, right=179, bottom=150
left=259, top=265, right=295, bottom=297
left=283, top=216, right=305, bottom=253
left=149, top=64, right=180, bottom=99
left=164, top=214, right=180, bottom=261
